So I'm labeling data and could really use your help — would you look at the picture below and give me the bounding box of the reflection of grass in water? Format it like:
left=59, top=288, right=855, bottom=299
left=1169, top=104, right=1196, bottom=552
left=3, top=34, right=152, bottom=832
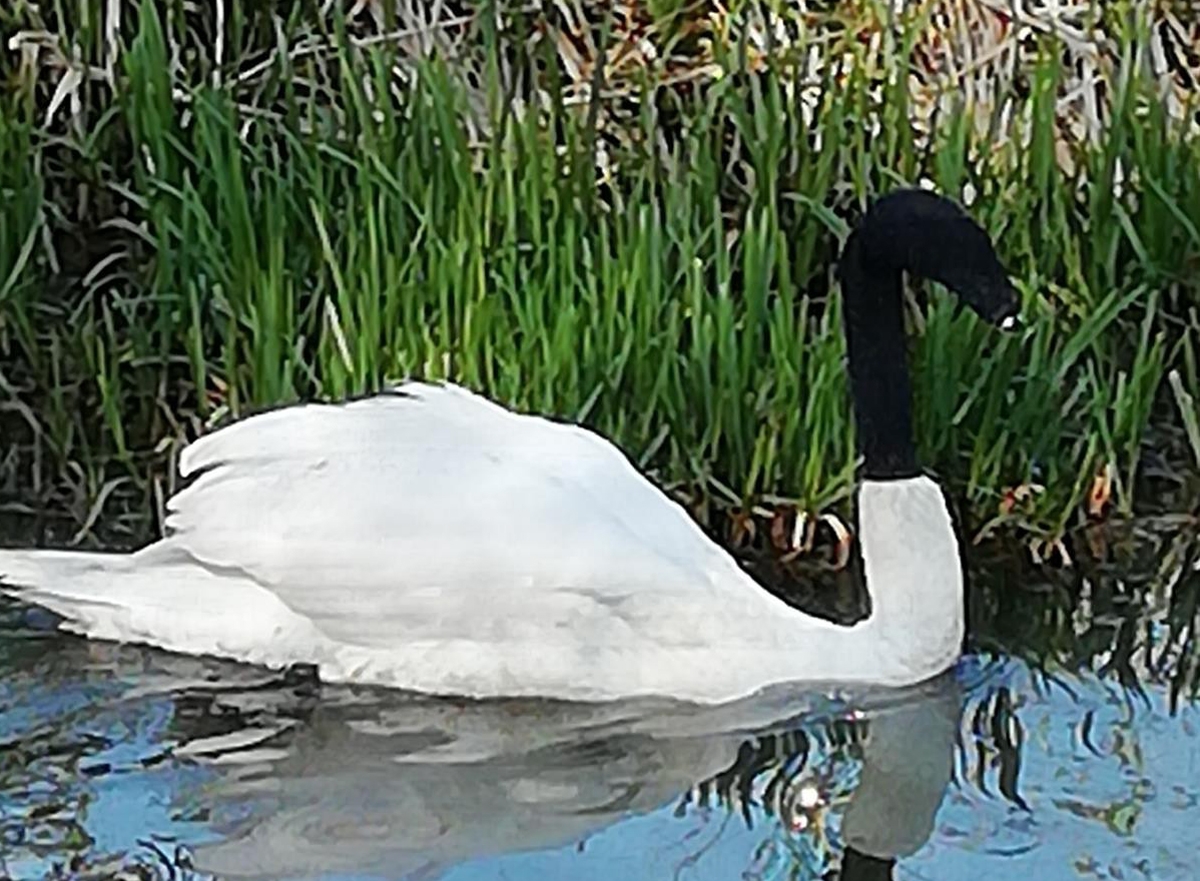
left=682, top=526, right=1200, bottom=875
left=680, top=700, right=1025, bottom=878
left=740, top=519, right=1200, bottom=705
left=0, top=746, right=93, bottom=864
left=968, top=522, right=1200, bottom=708
left=681, top=675, right=1155, bottom=879
left=0, top=618, right=109, bottom=874
left=0, top=834, right=200, bottom=881
left=0, top=2, right=1197, bottom=552
left=1, top=515, right=1196, bottom=875
left=659, top=498, right=1200, bottom=770
left=685, top=719, right=866, bottom=829
left=0, top=602, right=277, bottom=881
left=0, top=531, right=1194, bottom=880
left=674, top=719, right=863, bottom=880
left=0, top=726, right=110, bottom=879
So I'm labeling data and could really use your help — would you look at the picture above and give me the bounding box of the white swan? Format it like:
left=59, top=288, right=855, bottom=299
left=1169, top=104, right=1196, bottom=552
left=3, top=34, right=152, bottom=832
left=0, top=189, right=1020, bottom=704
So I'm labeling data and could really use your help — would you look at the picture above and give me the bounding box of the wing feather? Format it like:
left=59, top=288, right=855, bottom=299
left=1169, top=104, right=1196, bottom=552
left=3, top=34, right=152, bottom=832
left=164, top=383, right=754, bottom=650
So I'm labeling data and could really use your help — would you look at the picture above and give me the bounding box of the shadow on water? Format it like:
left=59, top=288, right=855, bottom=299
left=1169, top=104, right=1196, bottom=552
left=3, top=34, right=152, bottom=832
left=0, top=522, right=1197, bottom=881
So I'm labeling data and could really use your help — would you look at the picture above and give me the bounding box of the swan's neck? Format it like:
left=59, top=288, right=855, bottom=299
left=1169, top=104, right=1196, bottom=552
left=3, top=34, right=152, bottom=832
left=857, top=477, right=964, bottom=682
left=838, top=234, right=919, bottom=480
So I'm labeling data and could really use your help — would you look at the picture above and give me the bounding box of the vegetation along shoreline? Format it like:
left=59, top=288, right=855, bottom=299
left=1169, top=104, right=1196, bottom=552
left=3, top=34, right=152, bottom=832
left=1, top=2, right=1197, bottom=564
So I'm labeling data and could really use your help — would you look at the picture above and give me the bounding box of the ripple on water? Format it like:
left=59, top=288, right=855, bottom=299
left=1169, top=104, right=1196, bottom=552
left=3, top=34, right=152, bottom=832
left=1, top=582, right=1198, bottom=881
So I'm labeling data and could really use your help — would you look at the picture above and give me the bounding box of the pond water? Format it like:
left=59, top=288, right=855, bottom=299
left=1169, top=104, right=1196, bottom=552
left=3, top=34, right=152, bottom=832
left=1, top=527, right=1198, bottom=881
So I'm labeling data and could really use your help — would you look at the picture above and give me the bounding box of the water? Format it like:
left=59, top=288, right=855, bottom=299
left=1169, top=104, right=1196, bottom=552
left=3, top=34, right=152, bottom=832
left=1, top=528, right=1198, bottom=880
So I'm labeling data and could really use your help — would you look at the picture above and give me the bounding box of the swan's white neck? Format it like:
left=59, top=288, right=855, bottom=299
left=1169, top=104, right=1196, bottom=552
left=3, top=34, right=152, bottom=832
left=727, top=474, right=965, bottom=698
left=854, top=476, right=965, bottom=684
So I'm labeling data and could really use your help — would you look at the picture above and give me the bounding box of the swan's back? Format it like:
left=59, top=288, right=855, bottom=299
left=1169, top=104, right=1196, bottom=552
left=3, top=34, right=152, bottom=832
left=160, top=384, right=797, bottom=663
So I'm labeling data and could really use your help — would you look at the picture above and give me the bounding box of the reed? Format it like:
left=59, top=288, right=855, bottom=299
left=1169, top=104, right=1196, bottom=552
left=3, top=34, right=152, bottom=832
left=0, top=0, right=1197, bottom=551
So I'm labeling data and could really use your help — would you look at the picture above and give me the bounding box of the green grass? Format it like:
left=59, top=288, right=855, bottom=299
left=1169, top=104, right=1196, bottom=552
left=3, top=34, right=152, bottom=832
left=0, top=1, right=1198, bottom=549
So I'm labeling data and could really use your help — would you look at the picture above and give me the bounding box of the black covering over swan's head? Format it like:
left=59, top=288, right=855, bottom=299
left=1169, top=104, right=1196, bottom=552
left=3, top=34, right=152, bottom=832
left=839, top=188, right=1020, bottom=327
left=835, top=189, right=1021, bottom=480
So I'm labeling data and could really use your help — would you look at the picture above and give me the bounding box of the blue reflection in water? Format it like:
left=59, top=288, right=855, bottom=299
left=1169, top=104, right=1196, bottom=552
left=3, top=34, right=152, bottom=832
left=0, top=601, right=1197, bottom=881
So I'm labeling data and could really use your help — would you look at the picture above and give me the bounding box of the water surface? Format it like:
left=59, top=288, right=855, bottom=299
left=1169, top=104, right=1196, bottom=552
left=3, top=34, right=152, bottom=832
left=2, top=526, right=1198, bottom=880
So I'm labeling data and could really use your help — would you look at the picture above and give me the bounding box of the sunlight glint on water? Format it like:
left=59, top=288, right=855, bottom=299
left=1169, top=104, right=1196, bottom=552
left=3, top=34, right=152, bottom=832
left=1, top=601, right=1197, bottom=881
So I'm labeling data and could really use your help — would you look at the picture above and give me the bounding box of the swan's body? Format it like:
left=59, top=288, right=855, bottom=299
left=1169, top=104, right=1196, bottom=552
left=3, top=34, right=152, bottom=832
left=0, top=382, right=961, bottom=703
left=0, top=189, right=1019, bottom=704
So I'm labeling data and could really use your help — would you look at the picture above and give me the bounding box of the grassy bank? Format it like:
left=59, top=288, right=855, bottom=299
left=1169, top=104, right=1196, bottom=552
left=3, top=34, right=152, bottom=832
left=0, top=1, right=1198, bottom=553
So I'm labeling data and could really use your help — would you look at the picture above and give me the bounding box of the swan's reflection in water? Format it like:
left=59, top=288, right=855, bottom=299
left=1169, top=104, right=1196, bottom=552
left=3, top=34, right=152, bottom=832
left=6, top=625, right=1195, bottom=881
left=7, top=527, right=1200, bottom=879
left=162, top=668, right=961, bottom=880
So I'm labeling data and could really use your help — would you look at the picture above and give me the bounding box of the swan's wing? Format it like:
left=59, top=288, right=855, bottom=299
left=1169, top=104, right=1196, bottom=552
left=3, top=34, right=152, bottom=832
left=160, top=383, right=763, bottom=650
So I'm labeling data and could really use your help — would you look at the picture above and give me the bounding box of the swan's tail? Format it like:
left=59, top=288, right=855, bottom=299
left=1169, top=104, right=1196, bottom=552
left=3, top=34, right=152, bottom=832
left=0, top=549, right=132, bottom=583
left=0, top=549, right=133, bottom=616
left=0, top=547, right=325, bottom=671
left=0, top=548, right=167, bottom=639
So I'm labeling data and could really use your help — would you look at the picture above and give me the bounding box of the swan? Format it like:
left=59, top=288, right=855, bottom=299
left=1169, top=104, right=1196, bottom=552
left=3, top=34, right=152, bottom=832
left=0, top=188, right=1020, bottom=704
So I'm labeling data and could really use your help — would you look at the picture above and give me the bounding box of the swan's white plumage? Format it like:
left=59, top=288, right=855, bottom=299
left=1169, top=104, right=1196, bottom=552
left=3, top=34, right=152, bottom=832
left=0, top=382, right=963, bottom=704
